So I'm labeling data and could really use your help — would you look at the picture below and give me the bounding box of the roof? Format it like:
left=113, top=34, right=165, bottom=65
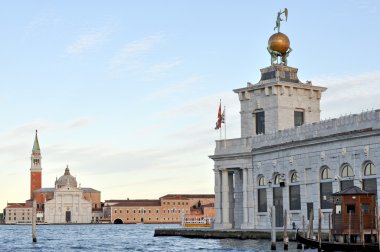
left=33, top=130, right=40, bottom=151
left=332, top=186, right=374, bottom=196
left=34, top=188, right=55, bottom=193
left=6, top=203, right=32, bottom=209
left=33, top=187, right=99, bottom=193
left=111, top=200, right=161, bottom=207
left=160, top=194, right=214, bottom=200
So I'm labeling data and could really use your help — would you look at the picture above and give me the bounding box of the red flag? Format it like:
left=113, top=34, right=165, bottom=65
left=215, top=100, right=222, bottom=130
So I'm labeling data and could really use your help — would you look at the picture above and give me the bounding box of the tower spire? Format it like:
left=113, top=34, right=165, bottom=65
left=33, top=130, right=40, bottom=152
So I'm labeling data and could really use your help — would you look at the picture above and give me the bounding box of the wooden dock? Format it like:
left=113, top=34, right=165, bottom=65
left=154, top=228, right=330, bottom=241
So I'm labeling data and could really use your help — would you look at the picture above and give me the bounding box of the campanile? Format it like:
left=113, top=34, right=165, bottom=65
left=30, top=130, right=42, bottom=199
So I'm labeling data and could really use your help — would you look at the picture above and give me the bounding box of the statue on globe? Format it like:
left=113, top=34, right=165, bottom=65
left=268, top=8, right=292, bottom=66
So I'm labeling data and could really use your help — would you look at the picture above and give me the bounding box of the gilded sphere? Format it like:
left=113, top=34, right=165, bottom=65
left=268, top=32, right=290, bottom=54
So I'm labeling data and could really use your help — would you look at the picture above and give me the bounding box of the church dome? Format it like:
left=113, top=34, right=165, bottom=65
left=56, top=166, right=77, bottom=188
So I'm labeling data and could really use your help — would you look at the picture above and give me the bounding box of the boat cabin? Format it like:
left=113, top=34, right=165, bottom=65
left=332, top=186, right=377, bottom=243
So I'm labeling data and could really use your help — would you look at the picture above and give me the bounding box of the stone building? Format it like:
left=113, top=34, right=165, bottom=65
left=209, top=31, right=380, bottom=230
left=105, top=194, right=214, bottom=224
left=3, top=203, right=32, bottom=224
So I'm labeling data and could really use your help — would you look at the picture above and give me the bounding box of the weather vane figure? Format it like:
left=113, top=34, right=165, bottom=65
left=274, top=8, right=288, bottom=33
left=267, top=8, right=292, bottom=66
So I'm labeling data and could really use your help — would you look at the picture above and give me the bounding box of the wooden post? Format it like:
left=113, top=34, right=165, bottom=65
left=360, top=208, right=364, bottom=246
left=296, top=215, right=305, bottom=249
left=328, top=213, right=332, bottom=242
left=32, top=200, right=37, bottom=243
left=303, top=214, right=306, bottom=237
left=283, top=209, right=288, bottom=250
left=271, top=205, right=276, bottom=250
left=309, top=208, right=314, bottom=239
left=318, top=209, right=322, bottom=251
left=348, top=210, right=351, bottom=244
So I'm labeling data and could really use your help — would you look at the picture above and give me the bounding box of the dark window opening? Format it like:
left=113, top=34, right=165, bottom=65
left=258, top=188, right=267, bottom=212
left=256, top=111, right=265, bottom=135
left=289, top=185, right=301, bottom=210
left=320, top=182, right=333, bottom=209
left=347, top=204, right=355, bottom=214
left=294, top=111, right=304, bottom=127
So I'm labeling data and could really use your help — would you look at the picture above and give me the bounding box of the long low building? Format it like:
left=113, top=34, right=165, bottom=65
left=104, top=194, right=214, bottom=224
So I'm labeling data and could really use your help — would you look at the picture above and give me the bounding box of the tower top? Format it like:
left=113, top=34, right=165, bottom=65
left=33, top=130, right=40, bottom=152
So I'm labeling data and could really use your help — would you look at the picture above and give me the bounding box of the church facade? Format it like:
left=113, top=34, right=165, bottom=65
left=210, top=26, right=380, bottom=230
left=28, top=131, right=101, bottom=223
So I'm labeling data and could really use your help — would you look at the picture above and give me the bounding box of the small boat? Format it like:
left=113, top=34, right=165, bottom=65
left=296, top=230, right=379, bottom=252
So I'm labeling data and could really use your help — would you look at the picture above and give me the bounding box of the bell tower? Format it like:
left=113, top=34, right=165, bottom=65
left=30, top=130, right=42, bottom=199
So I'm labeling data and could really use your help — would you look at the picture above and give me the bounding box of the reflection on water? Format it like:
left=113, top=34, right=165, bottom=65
left=0, top=224, right=317, bottom=251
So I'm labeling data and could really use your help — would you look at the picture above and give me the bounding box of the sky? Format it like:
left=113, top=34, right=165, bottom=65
left=0, top=1, right=379, bottom=209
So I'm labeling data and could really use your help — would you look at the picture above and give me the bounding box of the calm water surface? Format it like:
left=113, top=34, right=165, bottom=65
left=0, top=224, right=317, bottom=251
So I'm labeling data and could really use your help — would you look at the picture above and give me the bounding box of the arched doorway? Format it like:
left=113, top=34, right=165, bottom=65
left=114, top=218, right=123, bottom=224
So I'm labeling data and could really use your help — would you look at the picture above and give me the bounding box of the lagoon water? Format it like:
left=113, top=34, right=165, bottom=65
left=0, top=224, right=316, bottom=251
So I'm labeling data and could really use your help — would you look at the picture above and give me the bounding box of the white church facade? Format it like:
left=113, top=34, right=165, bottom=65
left=210, top=60, right=380, bottom=229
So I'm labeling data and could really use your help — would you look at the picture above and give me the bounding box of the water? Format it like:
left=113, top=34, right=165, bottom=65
left=0, top=224, right=316, bottom=251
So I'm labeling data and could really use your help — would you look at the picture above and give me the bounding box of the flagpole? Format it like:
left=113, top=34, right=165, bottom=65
left=224, top=106, right=226, bottom=148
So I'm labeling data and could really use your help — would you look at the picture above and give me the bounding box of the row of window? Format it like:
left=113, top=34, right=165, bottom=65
left=257, top=162, right=376, bottom=187
left=124, top=217, right=180, bottom=221
left=114, top=209, right=186, bottom=214
left=162, top=202, right=189, bottom=206
left=255, top=110, right=304, bottom=135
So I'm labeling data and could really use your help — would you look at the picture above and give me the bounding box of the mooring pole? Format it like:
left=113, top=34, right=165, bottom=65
left=297, top=215, right=305, bottom=249
left=309, top=208, right=314, bottom=239
left=318, top=209, right=322, bottom=252
left=271, top=205, right=276, bottom=250
left=328, top=213, right=332, bottom=242
left=283, top=209, right=288, bottom=250
left=32, top=200, right=37, bottom=243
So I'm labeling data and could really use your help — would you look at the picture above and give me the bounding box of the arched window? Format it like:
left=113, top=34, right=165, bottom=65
left=320, top=166, right=333, bottom=209
left=258, top=176, right=266, bottom=186
left=363, top=162, right=377, bottom=194
left=341, top=164, right=354, bottom=177
left=257, top=175, right=267, bottom=212
left=290, top=172, right=299, bottom=183
left=274, top=174, right=281, bottom=185
left=321, top=167, right=332, bottom=180
left=289, top=171, right=300, bottom=210
left=364, top=162, right=376, bottom=176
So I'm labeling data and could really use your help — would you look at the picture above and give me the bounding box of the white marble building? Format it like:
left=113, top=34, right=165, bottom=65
left=210, top=64, right=380, bottom=230
left=44, top=167, right=92, bottom=223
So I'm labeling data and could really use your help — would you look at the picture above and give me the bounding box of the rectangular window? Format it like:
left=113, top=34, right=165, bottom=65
left=347, top=204, right=355, bottom=214
left=341, top=180, right=354, bottom=190
left=289, top=185, right=301, bottom=210
left=294, top=111, right=304, bottom=127
left=363, top=178, right=377, bottom=194
left=320, top=182, right=333, bottom=209
left=362, top=204, right=370, bottom=214
left=258, top=188, right=267, bottom=212
left=256, top=111, right=265, bottom=134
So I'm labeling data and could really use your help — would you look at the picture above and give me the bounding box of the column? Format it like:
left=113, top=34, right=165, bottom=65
left=247, top=168, right=255, bottom=228
left=241, top=168, right=248, bottom=229
left=213, top=169, right=222, bottom=228
left=222, top=169, right=232, bottom=229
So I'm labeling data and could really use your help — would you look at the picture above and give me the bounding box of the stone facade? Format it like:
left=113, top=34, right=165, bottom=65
left=3, top=203, right=33, bottom=224
left=210, top=64, right=380, bottom=230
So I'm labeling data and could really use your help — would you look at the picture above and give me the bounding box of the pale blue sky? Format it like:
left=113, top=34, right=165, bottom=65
left=1, top=1, right=379, bottom=208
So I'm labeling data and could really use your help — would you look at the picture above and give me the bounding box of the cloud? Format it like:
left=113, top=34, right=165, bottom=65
left=315, top=71, right=380, bottom=119
left=65, top=117, right=95, bottom=129
left=145, top=75, right=202, bottom=100
left=66, top=29, right=111, bottom=55
left=109, top=34, right=163, bottom=75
